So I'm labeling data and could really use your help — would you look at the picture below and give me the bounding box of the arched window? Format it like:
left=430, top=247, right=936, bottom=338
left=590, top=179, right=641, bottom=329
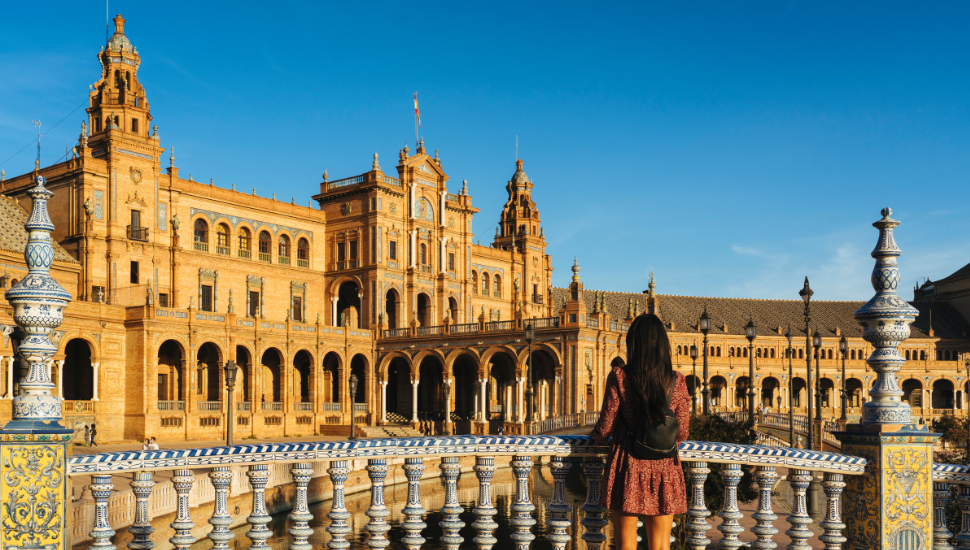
left=905, top=350, right=910, bottom=360
left=743, top=348, right=748, bottom=358
left=799, top=349, right=804, bottom=359
left=770, top=348, right=775, bottom=359
left=193, top=219, right=208, bottom=251
left=920, top=350, right=926, bottom=361
left=828, top=349, right=833, bottom=360
left=216, top=224, right=230, bottom=254
left=238, top=228, right=251, bottom=258
left=945, top=350, right=951, bottom=361
left=729, top=348, right=735, bottom=357
left=482, top=273, right=490, bottom=296
left=716, top=346, right=721, bottom=357
left=279, top=235, right=290, bottom=257
left=493, top=275, right=502, bottom=297
left=297, top=238, right=310, bottom=267
left=471, top=270, right=479, bottom=295
left=420, top=243, right=427, bottom=265
left=258, top=231, right=272, bottom=262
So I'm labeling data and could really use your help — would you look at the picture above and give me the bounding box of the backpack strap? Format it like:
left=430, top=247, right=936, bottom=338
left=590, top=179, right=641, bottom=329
left=665, top=375, right=676, bottom=407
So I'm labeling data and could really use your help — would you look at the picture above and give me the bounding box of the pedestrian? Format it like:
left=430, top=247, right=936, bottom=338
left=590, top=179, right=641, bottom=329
left=83, top=424, right=91, bottom=447
left=142, top=438, right=150, bottom=450
left=89, top=423, right=99, bottom=448
left=149, top=437, right=159, bottom=450
left=590, top=314, right=688, bottom=550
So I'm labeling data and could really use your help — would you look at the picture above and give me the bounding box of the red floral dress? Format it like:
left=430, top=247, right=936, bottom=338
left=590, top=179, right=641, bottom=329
left=590, top=366, right=689, bottom=516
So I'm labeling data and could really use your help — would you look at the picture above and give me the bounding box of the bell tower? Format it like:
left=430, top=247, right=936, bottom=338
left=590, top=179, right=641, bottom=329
left=86, top=15, right=154, bottom=144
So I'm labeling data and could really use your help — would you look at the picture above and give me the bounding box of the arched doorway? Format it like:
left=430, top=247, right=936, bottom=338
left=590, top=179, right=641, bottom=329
left=902, top=379, right=923, bottom=408
left=261, top=349, right=283, bottom=403
left=350, top=354, right=367, bottom=404
left=933, top=379, right=955, bottom=410
left=735, top=376, right=751, bottom=411
left=385, top=289, right=400, bottom=329
left=387, top=358, right=412, bottom=421
left=63, top=339, right=94, bottom=400
left=448, top=296, right=459, bottom=322
left=417, top=355, right=444, bottom=422
left=452, top=354, right=478, bottom=422
left=791, top=377, right=806, bottom=409
left=322, top=352, right=341, bottom=404
left=530, top=348, right=559, bottom=420
left=820, top=378, right=835, bottom=409
left=157, top=340, right=183, bottom=402
left=337, top=280, right=361, bottom=328
left=761, top=377, right=779, bottom=410
left=197, top=343, right=222, bottom=402
left=235, top=346, right=251, bottom=402
left=417, top=293, right=431, bottom=327
left=488, top=352, right=517, bottom=426
left=710, top=376, right=726, bottom=409
left=846, top=378, right=863, bottom=408
left=293, top=350, right=312, bottom=403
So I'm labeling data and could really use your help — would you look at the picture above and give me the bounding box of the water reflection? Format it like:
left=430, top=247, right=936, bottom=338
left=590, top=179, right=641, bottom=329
left=217, top=464, right=594, bottom=550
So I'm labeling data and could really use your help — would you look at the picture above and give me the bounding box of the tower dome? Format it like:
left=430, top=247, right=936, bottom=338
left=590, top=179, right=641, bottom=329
left=510, top=159, right=529, bottom=185
left=106, top=15, right=134, bottom=53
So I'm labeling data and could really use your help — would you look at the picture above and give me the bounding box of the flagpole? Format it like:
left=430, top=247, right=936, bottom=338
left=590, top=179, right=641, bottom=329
left=414, top=91, right=419, bottom=147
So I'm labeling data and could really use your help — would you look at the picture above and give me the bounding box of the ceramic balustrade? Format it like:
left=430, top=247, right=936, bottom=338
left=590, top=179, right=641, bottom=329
left=68, top=435, right=866, bottom=549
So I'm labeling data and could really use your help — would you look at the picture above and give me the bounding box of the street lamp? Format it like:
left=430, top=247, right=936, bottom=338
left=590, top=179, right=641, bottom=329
left=799, top=277, right=814, bottom=449
left=745, top=318, right=757, bottom=422
left=700, top=307, right=711, bottom=415
left=813, top=330, right=823, bottom=424
left=224, top=360, right=239, bottom=447
left=444, top=381, right=452, bottom=435
left=839, top=335, right=848, bottom=422
left=785, top=325, right=796, bottom=447
left=525, top=321, right=535, bottom=422
left=965, top=357, right=969, bottom=453
left=690, top=344, right=699, bottom=416
left=349, top=374, right=359, bottom=440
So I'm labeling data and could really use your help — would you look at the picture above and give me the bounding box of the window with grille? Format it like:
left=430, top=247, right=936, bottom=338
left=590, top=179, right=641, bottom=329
left=349, top=240, right=358, bottom=259
left=389, top=241, right=397, bottom=260
left=159, top=293, right=169, bottom=308
left=249, top=291, right=259, bottom=317
left=201, top=285, right=213, bottom=312
left=292, top=296, right=303, bottom=322
left=448, top=253, right=455, bottom=271
left=258, top=232, right=271, bottom=254
left=130, top=261, right=139, bottom=284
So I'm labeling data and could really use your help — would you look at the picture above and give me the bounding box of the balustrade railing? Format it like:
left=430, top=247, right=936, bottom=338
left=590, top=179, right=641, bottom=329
left=197, top=401, right=221, bottom=412
left=382, top=327, right=411, bottom=338
left=157, top=400, right=184, bottom=411
left=67, top=435, right=866, bottom=550
left=294, top=402, right=313, bottom=412
left=416, top=325, right=444, bottom=336
left=321, top=402, right=340, bottom=411
left=236, top=402, right=251, bottom=412
left=450, top=322, right=478, bottom=334
left=353, top=402, right=368, bottom=412
left=483, top=320, right=516, bottom=332
left=529, top=316, right=560, bottom=328
left=262, top=402, right=283, bottom=412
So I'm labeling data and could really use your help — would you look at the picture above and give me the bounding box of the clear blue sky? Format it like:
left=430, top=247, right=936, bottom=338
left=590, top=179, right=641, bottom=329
left=1, top=2, right=968, bottom=301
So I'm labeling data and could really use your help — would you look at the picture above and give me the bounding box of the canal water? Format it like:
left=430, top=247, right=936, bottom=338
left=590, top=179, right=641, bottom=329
left=217, top=465, right=600, bottom=550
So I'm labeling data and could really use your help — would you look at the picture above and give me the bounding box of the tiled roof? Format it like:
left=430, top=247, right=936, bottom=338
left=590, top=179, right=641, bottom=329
left=0, top=196, right=76, bottom=264
left=938, top=261, right=970, bottom=283
left=550, top=287, right=970, bottom=340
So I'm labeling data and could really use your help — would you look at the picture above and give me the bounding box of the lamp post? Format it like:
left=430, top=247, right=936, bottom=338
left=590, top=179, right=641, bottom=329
left=444, top=381, right=452, bottom=435
left=689, top=344, right=699, bottom=416
left=839, top=335, right=848, bottom=422
left=965, top=358, right=969, bottom=453
left=799, top=277, right=814, bottom=449
left=745, top=318, right=757, bottom=422
left=349, top=374, right=358, bottom=440
left=813, top=329, right=822, bottom=423
left=224, top=360, right=238, bottom=447
left=525, top=322, right=535, bottom=423
left=700, top=307, right=711, bottom=415
left=785, top=325, right=796, bottom=447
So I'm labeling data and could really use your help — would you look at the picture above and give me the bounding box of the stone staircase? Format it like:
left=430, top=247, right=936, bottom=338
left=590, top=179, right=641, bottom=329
left=358, top=423, right=422, bottom=439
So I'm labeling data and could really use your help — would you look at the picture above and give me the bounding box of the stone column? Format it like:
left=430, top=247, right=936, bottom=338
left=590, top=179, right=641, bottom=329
left=56, top=360, right=64, bottom=399
left=92, top=362, right=100, bottom=401
left=478, top=378, right=487, bottom=422
left=5, top=356, right=12, bottom=399
left=331, top=297, right=339, bottom=327
left=411, top=378, right=420, bottom=424
left=380, top=381, right=388, bottom=423
left=443, top=378, right=452, bottom=429
left=516, top=377, right=525, bottom=423
left=409, top=230, right=417, bottom=269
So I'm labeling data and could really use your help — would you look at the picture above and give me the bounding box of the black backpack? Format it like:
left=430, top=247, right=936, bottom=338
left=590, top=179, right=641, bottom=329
left=623, top=375, right=680, bottom=460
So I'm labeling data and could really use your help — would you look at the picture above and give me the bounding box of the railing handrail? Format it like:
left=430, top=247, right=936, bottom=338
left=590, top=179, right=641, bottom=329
left=67, top=435, right=866, bottom=475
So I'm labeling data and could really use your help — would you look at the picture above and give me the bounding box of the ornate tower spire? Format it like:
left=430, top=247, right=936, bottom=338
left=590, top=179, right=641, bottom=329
left=571, top=257, right=581, bottom=283
left=855, top=207, right=919, bottom=428
left=4, top=176, right=71, bottom=428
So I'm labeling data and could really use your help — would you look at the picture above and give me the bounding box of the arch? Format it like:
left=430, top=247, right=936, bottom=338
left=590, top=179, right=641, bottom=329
left=905, top=350, right=910, bottom=360
left=235, top=345, right=252, bottom=402
left=261, top=348, right=283, bottom=402
left=798, top=349, right=804, bottom=359
left=62, top=339, right=94, bottom=400
left=293, top=349, right=313, bottom=403
left=920, top=351, right=926, bottom=361
left=238, top=226, right=252, bottom=254
left=216, top=223, right=230, bottom=252
left=417, top=354, right=445, bottom=422
left=321, top=351, right=341, bottom=403
left=851, top=349, right=856, bottom=360
left=493, top=274, right=502, bottom=297
left=420, top=243, right=428, bottom=265
left=709, top=375, right=726, bottom=408
left=735, top=376, right=751, bottom=411
left=258, top=230, right=272, bottom=259
left=297, top=238, right=310, bottom=264
left=278, top=233, right=291, bottom=258
left=846, top=377, right=863, bottom=407
left=482, top=272, right=490, bottom=296
left=471, top=270, right=479, bottom=294
left=827, top=349, right=833, bottom=360
left=902, top=378, right=923, bottom=407
left=448, top=296, right=460, bottom=322
left=350, top=354, right=368, bottom=404
left=194, top=218, right=209, bottom=246
left=416, top=292, right=431, bottom=327
left=742, top=347, right=748, bottom=358
left=761, top=376, right=780, bottom=410
left=385, top=288, right=400, bottom=329
left=933, top=379, right=955, bottom=409
left=387, top=356, right=412, bottom=419
left=716, top=346, right=721, bottom=357
left=769, top=348, right=775, bottom=359
left=196, top=342, right=223, bottom=402
left=820, top=378, right=835, bottom=408
left=157, top=339, right=184, bottom=401
left=337, top=280, right=362, bottom=328
left=486, top=347, right=517, bottom=423
left=452, top=353, right=479, bottom=420
left=791, top=376, right=807, bottom=408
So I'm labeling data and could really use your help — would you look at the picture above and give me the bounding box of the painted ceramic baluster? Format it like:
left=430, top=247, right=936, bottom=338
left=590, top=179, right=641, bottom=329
left=401, top=457, right=427, bottom=549
left=246, top=464, right=272, bottom=550
left=752, top=466, right=778, bottom=550
left=207, top=467, right=234, bottom=550
left=128, top=472, right=155, bottom=550
left=90, top=474, right=116, bottom=550
left=288, top=463, right=314, bottom=550
left=685, top=462, right=712, bottom=550
left=717, top=462, right=744, bottom=550
left=169, top=470, right=196, bottom=550
left=326, top=460, right=352, bottom=550
left=511, top=455, right=536, bottom=550
left=953, top=485, right=970, bottom=550
left=439, top=456, right=465, bottom=548
left=581, top=457, right=608, bottom=550
left=785, top=469, right=813, bottom=550
left=365, top=458, right=391, bottom=549
left=472, top=456, right=499, bottom=549
left=819, top=472, right=846, bottom=550
left=933, top=482, right=954, bottom=550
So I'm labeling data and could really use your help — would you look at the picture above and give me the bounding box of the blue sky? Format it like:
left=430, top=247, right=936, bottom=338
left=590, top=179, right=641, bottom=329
left=1, top=2, right=968, bottom=301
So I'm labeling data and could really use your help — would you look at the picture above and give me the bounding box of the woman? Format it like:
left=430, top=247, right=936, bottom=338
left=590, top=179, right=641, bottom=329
left=590, top=314, right=689, bottom=550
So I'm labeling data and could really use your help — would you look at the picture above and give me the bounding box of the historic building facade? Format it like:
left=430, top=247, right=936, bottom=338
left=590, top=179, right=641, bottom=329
left=0, top=15, right=967, bottom=442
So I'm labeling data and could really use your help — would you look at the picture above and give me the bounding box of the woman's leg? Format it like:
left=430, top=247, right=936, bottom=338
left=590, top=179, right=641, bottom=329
left=642, top=514, right=674, bottom=550
left=610, top=510, right=640, bottom=550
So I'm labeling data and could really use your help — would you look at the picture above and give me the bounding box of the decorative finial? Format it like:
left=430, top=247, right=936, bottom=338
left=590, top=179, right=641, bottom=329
left=210, top=178, right=214, bottom=185
left=232, top=183, right=236, bottom=191
left=539, top=227, right=544, bottom=238
left=323, top=169, right=328, bottom=182
left=462, top=179, right=468, bottom=195
left=571, top=257, right=581, bottom=283
left=228, top=289, right=234, bottom=314
left=648, top=272, right=656, bottom=294
left=272, top=193, right=276, bottom=200
left=189, top=174, right=193, bottom=181
left=434, top=150, right=440, bottom=164
left=373, top=153, right=380, bottom=171
left=170, top=146, right=175, bottom=167
left=152, top=124, right=158, bottom=137
left=146, top=280, right=154, bottom=306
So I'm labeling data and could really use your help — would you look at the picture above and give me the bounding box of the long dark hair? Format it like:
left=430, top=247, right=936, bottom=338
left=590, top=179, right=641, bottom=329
left=625, top=313, right=674, bottom=425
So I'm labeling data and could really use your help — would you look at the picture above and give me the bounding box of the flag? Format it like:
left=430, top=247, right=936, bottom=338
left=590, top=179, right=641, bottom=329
left=414, top=92, right=421, bottom=126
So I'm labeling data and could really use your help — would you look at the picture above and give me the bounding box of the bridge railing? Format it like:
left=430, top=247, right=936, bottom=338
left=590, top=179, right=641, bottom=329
left=68, top=435, right=866, bottom=550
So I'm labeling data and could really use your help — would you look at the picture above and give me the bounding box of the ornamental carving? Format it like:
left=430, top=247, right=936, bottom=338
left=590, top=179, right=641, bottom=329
left=1, top=445, right=64, bottom=549
left=340, top=202, right=352, bottom=215
left=129, top=166, right=142, bottom=183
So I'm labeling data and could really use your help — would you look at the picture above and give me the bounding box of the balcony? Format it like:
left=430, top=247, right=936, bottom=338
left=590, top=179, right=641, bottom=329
left=335, top=260, right=359, bottom=270
left=157, top=400, right=184, bottom=411
left=278, top=256, right=291, bottom=265
left=258, top=252, right=271, bottom=262
left=197, top=401, right=221, bottom=412
left=420, top=265, right=432, bottom=273
left=294, top=402, right=313, bottom=412
left=238, top=249, right=252, bottom=259
left=194, top=241, right=208, bottom=252
left=532, top=293, right=543, bottom=304
left=262, top=401, right=283, bottom=412
left=216, top=246, right=230, bottom=255
left=126, top=225, right=149, bottom=242
left=236, top=402, right=251, bottom=412
left=320, top=402, right=340, bottom=411
left=297, top=258, right=309, bottom=268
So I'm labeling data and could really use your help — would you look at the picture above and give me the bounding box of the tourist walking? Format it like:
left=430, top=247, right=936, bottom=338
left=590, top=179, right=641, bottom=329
left=590, top=314, right=689, bottom=550
left=83, top=424, right=91, bottom=447
left=89, top=423, right=99, bottom=448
